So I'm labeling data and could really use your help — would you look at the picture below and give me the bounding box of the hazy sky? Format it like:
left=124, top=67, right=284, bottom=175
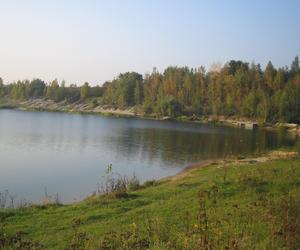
left=0, top=0, right=299, bottom=86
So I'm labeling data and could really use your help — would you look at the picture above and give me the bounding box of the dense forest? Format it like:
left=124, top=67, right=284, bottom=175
left=1, top=56, right=300, bottom=123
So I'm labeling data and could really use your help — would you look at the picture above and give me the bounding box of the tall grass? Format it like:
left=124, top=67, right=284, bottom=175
left=68, top=162, right=300, bottom=250
left=95, top=164, right=142, bottom=199
left=1, top=159, right=299, bottom=249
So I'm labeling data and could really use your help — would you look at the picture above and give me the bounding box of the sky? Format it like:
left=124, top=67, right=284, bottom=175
left=0, top=0, right=299, bottom=86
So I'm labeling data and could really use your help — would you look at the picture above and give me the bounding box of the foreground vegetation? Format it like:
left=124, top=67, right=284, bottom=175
left=1, top=154, right=299, bottom=249
left=1, top=56, right=300, bottom=124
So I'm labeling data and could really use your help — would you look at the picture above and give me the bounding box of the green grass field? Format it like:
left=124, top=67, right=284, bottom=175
left=1, top=156, right=300, bottom=249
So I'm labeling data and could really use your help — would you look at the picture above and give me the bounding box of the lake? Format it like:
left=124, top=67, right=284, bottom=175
left=0, top=109, right=296, bottom=203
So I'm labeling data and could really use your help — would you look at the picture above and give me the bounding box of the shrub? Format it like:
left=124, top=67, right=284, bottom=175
left=159, top=96, right=182, bottom=118
left=98, top=165, right=142, bottom=198
left=128, top=174, right=141, bottom=191
left=142, top=180, right=157, bottom=188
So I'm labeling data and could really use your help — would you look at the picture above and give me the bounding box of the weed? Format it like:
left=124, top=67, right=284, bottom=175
left=0, top=216, right=42, bottom=249
left=66, top=218, right=89, bottom=250
left=127, top=174, right=141, bottom=191
left=97, top=165, right=141, bottom=199
left=274, top=194, right=300, bottom=249
left=142, top=180, right=157, bottom=188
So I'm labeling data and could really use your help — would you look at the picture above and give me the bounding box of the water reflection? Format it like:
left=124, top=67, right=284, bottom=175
left=0, top=109, right=296, bottom=203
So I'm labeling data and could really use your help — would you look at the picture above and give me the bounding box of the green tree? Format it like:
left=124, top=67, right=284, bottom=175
left=241, top=90, right=259, bottom=118
left=159, top=96, right=182, bottom=118
left=28, top=79, right=46, bottom=97
left=2, top=56, right=300, bottom=124
left=290, top=56, right=299, bottom=76
left=256, top=90, right=270, bottom=122
left=0, top=77, right=4, bottom=97
left=279, top=82, right=300, bottom=123
left=264, top=61, right=276, bottom=92
left=134, top=80, right=143, bottom=105
left=104, top=72, right=143, bottom=107
left=46, top=79, right=59, bottom=101
left=143, top=68, right=162, bottom=113
left=80, top=82, right=90, bottom=101
left=273, top=68, right=286, bottom=91
left=10, top=81, right=26, bottom=100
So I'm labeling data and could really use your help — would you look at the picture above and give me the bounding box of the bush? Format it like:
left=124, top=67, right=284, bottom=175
left=159, top=96, right=182, bottom=118
left=91, top=98, right=98, bottom=108
left=98, top=165, right=141, bottom=198
left=128, top=175, right=141, bottom=191
left=142, top=180, right=157, bottom=188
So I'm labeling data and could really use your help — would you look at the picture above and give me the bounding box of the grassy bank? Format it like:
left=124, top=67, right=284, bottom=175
left=1, top=152, right=300, bottom=249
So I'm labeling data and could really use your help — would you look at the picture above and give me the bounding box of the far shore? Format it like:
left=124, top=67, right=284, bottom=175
left=1, top=97, right=300, bottom=135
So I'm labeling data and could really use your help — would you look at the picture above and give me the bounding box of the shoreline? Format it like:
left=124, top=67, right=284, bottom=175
left=1, top=97, right=300, bottom=135
left=23, top=150, right=300, bottom=206
left=1, top=150, right=299, bottom=249
left=1, top=149, right=296, bottom=208
left=162, top=150, right=298, bottom=182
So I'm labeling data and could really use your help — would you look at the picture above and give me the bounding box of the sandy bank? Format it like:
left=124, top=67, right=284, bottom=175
left=1, top=98, right=300, bottom=135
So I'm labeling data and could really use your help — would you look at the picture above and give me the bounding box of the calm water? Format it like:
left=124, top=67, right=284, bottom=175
left=0, top=109, right=296, bottom=203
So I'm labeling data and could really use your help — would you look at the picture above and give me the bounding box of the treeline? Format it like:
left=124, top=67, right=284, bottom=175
left=0, top=78, right=103, bottom=103
left=1, top=56, right=300, bottom=123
